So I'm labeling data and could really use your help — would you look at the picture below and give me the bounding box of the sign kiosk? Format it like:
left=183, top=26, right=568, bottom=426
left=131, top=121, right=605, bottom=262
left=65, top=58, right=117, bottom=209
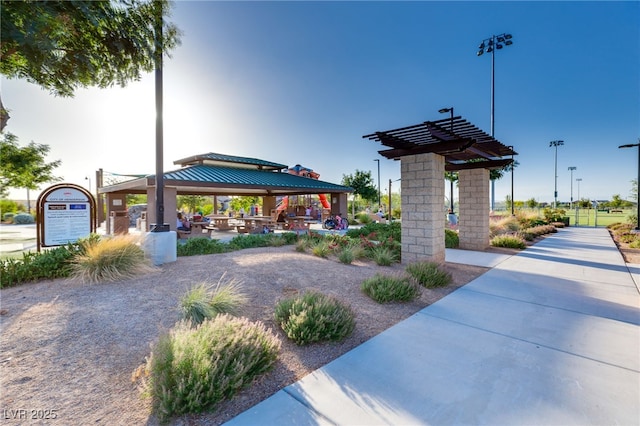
left=36, top=183, right=97, bottom=251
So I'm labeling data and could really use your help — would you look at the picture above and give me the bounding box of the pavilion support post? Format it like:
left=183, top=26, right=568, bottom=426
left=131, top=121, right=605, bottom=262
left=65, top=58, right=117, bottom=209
left=146, top=186, right=177, bottom=232
left=400, top=153, right=445, bottom=264
left=458, top=168, right=490, bottom=250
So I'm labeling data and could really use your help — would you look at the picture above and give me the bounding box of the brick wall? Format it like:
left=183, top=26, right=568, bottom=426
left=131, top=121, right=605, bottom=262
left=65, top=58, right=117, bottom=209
left=458, top=168, right=490, bottom=250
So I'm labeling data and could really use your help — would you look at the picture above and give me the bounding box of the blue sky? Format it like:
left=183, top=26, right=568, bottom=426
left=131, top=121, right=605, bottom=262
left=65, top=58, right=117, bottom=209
left=2, top=1, right=639, bottom=206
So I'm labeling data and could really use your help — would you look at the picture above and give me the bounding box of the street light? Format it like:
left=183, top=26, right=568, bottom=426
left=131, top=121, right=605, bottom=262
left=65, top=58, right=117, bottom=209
left=619, top=140, right=640, bottom=230
left=477, top=32, right=514, bottom=211
left=373, top=159, right=381, bottom=210
left=568, top=166, right=577, bottom=209
left=576, top=178, right=582, bottom=203
left=439, top=107, right=455, bottom=214
left=549, top=140, right=564, bottom=208
left=509, top=145, right=515, bottom=216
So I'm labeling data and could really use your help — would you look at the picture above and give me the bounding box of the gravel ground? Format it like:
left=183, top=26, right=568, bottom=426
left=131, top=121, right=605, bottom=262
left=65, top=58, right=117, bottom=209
left=0, top=245, right=487, bottom=425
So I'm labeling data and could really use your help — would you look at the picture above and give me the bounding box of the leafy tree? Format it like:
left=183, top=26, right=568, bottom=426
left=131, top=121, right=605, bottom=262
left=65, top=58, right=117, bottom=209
left=0, top=133, right=61, bottom=211
left=177, top=195, right=206, bottom=214
left=229, top=196, right=260, bottom=215
left=1, top=0, right=181, bottom=99
left=631, top=179, right=637, bottom=202
left=342, top=170, right=377, bottom=209
left=526, top=198, right=538, bottom=209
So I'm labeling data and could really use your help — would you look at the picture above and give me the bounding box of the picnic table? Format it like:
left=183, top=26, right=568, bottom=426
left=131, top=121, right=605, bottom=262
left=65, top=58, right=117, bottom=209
left=206, top=216, right=233, bottom=231
left=177, top=221, right=213, bottom=239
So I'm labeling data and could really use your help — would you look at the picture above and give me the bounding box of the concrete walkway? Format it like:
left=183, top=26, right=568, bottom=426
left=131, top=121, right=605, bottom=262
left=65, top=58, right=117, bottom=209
left=226, top=227, right=640, bottom=425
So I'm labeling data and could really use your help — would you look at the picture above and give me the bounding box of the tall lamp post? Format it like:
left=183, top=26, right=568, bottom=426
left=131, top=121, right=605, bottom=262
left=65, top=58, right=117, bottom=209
left=477, top=32, right=514, bottom=211
left=568, top=166, right=577, bottom=209
left=439, top=107, right=455, bottom=213
left=618, top=141, right=640, bottom=230
left=549, top=140, right=564, bottom=208
left=509, top=145, right=515, bottom=215
left=576, top=178, right=582, bottom=203
left=373, top=159, right=381, bottom=210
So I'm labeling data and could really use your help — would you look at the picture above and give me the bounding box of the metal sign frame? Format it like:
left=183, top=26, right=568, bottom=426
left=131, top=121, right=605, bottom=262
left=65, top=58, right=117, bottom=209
left=36, top=183, right=97, bottom=251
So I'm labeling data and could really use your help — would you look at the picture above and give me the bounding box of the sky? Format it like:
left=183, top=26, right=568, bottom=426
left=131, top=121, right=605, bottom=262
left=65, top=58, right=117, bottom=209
left=2, top=0, right=639, bottom=207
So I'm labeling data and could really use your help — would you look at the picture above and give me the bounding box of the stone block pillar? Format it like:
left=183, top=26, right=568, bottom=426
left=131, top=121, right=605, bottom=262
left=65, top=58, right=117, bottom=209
left=400, top=153, right=445, bottom=264
left=458, top=168, right=490, bottom=250
left=330, top=193, right=348, bottom=217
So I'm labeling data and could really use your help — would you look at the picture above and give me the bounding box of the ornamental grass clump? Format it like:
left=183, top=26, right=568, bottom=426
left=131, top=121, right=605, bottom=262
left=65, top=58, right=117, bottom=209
left=490, top=234, right=527, bottom=249
left=445, top=229, right=459, bottom=248
left=141, top=315, right=281, bottom=422
left=180, top=275, right=247, bottom=325
left=369, top=245, right=398, bottom=266
left=274, top=291, right=355, bottom=345
left=361, top=273, right=421, bottom=303
left=405, top=261, right=452, bottom=288
left=311, top=241, right=331, bottom=258
left=71, top=234, right=155, bottom=283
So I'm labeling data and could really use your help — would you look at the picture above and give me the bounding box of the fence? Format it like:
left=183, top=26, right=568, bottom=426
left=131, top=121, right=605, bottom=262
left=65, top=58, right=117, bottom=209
left=570, top=208, right=631, bottom=227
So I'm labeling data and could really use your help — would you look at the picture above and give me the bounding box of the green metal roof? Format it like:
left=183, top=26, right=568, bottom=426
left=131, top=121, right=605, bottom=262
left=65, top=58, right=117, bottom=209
left=160, top=164, right=352, bottom=194
left=173, top=152, right=288, bottom=170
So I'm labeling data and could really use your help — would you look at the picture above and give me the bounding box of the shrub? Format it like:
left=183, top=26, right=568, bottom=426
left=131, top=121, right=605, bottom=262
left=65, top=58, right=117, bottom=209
left=311, top=241, right=331, bottom=258
left=177, top=238, right=228, bottom=256
left=180, top=275, right=247, bottom=325
left=142, top=316, right=281, bottom=422
left=543, top=208, right=567, bottom=223
left=405, top=261, right=452, bottom=288
left=356, top=212, right=372, bottom=224
left=71, top=234, right=156, bottom=283
left=13, top=213, right=35, bottom=224
left=490, top=234, right=526, bottom=249
left=346, top=222, right=401, bottom=243
left=445, top=229, right=459, bottom=248
left=0, top=244, right=78, bottom=288
left=361, top=273, right=420, bottom=303
left=227, top=234, right=273, bottom=250
left=280, top=232, right=299, bottom=245
left=369, top=245, right=398, bottom=266
left=336, top=245, right=356, bottom=264
left=274, top=291, right=355, bottom=345
left=2, top=212, right=15, bottom=223
left=0, top=199, right=19, bottom=216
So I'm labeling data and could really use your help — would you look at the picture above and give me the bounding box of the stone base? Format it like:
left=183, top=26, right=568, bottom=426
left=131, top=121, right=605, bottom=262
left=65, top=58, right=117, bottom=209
left=143, top=231, right=177, bottom=265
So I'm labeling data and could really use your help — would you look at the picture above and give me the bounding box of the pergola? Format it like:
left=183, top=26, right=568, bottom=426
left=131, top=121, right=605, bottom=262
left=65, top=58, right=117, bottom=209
left=364, top=115, right=518, bottom=263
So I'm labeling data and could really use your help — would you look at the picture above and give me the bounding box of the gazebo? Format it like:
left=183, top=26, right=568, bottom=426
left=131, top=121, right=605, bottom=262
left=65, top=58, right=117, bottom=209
left=364, top=115, right=517, bottom=263
left=98, top=152, right=353, bottom=233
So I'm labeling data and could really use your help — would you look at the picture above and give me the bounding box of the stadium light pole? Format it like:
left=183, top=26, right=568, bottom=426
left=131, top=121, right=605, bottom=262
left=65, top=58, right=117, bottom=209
left=568, top=166, right=577, bottom=209
left=374, top=159, right=381, bottom=210
left=439, top=107, right=455, bottom=213
left=477, top=33, right=514, bottom=211
left=576, top=178, right=582, bottom=203
left=550, top=140, right=564, bottom=208
left=618, top=141, right=640, bottom=230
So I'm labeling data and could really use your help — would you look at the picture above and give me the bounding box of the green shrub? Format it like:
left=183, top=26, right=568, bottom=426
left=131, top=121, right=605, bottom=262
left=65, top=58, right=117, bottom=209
left=445, top=229, right=459, bottom=248
left=311, top=241, right=331, bottom=258
left=543, top=208, right=567, bottom=223
left=361, top=273, right=420, bottom=303
left=356, top=212, right=372, bottom=224
left=629, top=239, right=640, bottom=249
left=143, top=316, right=281, bottom=422
left=71, top=234, right=155, bottom=283
left=0, top=244, right=79, bottom=288
left=405, top=261, right=452, bottom=288
left=2, top=212, right=15, bottom=223
left=280, top=232, right=299, bottom=245
left=180, top=276, right=247, bottom=325
left=274, top=291, right=355, bottom=345
left=369, top=245, right=398, bottom=266
left=0, top=199, right=19, bottom=216
left=227, top=234, right=273, bottom=250
left=336, top=245, right=356, bottom=264
left=490, top=234, right=527, bottom=249
left=177, top=238, right=228, bottom=256
left=346, top=222, right=401, bottom=243
left=13, top=213, right=35, bottom=224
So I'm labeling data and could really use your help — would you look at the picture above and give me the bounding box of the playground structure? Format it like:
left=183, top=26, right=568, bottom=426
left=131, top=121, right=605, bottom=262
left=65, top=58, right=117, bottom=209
left=274, top=164, right=331, bottom=221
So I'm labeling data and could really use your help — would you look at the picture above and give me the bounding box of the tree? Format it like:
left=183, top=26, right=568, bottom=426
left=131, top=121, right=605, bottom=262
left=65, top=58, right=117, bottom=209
left=341, top=170, right=377, bottom=211
left=177, top=195, right=205, bottom=214
left=0, top=133, right=62, bottom=212
left=631, top=179, right=638, bottom=203
left=526, top=198, right=538, bottom=209
left=1, top=0, right=181, bottom=120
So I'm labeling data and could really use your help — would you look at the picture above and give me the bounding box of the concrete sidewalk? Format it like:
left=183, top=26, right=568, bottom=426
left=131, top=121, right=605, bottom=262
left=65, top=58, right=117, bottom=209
left=226, top=227, right=640, bottom=425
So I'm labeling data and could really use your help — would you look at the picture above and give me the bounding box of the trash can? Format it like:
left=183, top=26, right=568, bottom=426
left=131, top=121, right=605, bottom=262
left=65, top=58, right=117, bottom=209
left=140, top=211, right=147, bottom=232
left=110, top=211, right=129, bottom=235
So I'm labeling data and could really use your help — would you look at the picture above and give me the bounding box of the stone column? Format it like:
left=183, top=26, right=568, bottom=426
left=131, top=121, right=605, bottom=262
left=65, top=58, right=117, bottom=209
left=458, top=168, right=490, bottom=250
left=400, top=153, right=445, bottom=264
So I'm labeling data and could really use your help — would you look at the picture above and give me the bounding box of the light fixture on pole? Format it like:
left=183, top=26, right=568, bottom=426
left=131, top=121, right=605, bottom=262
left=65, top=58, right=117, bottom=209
left=576, top=178, right=582, bottom=204
left=618, top=140, right=640, bottom=230
left=439, top=107, right=455, bottom=214
left=509, top=145, right=515, bottom=216
left=549, top=140, right=564, bottom=208
left=373, top=159, right=381, bottom=210
left=477, top=33, right=514, bottom=211
left=568, top=166, right=577, bottom=209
